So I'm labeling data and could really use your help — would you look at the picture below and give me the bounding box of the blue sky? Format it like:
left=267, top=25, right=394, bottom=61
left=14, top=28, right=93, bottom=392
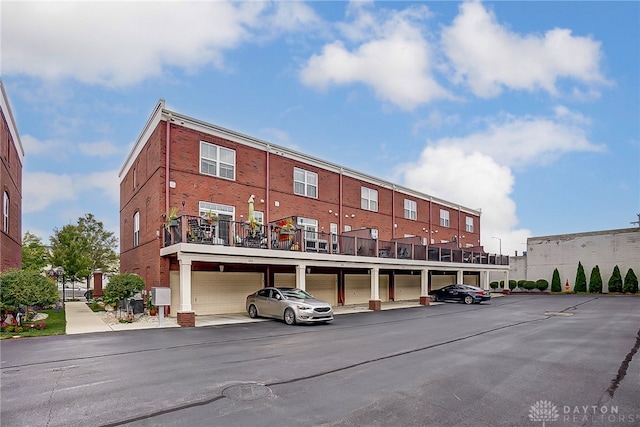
left=2, top=0, right=638, bottom=256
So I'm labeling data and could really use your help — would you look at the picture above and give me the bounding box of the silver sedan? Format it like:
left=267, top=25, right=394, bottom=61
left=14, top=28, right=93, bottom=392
left=246, top=287, right=334, bottom=325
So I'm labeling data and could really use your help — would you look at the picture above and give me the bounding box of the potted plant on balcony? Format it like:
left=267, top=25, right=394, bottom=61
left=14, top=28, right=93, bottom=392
left=276, top=217, right=295, bottom=242
left=165, top=207, right=180, bottom=229
left=201, top=211, right=219, bottom=225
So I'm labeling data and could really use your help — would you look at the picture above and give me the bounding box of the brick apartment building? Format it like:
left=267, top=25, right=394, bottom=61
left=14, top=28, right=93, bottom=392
left=120, top=100, right=509, bottom=326
left=0, top=80, right=23, bottom=272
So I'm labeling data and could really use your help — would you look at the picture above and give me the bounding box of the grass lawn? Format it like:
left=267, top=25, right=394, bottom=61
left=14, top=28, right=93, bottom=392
left=0, top=309, right=66, bottom=339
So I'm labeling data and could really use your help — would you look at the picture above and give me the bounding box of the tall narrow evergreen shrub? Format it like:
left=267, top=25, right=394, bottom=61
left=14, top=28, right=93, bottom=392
left=588, top=265, right=602, bottom=293
left=623, top=268, right=638, bottom=294
left=608, top=265, right=623, bottom=293
left=574, top=262, right=587, bottom=293
left=551, top=268, right=561, bottom=292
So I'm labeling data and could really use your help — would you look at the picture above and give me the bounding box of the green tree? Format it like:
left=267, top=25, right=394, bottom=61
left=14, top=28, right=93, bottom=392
left=77, top=213, right=119, bottom=284
left=551, top=268, right=562, bottom=292
left=21, top=232, right=49, bottom=271
left=49, top=224, right=92, bottom=283
left=103, top=273, right=145, bottom=317
left=574, top=262, right=587, bottom=293
left=608, top=265, right=623, bottom=293
left=588, top=265, right=603, bottom=293
left=0, top=269, right=59, bottom=316
left=623, top=268, right=638, bottom=293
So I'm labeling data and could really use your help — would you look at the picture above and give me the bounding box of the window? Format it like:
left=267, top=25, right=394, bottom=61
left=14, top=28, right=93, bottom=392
left=133, top=211, right=140, bottom=247
left=466, top=216, right=474, bottom=233
left=361, top=187, right=378, bottom=211
left=330, top=223, right=338, bottom=244
left=2, top=192, right=8, bottom=232
left=294, top=167, right=318, bottom=198
left=200, top=141, right=236, bottom=179
left=344, top=225, right=352, bottom=232
left=440, top=209, right=450, bottom=227
left=404, top=199, right=417, bottom=220
left=254, top=211, right=264, bottom=224
left=297, top=217, right=318, bottom=241
left=133, top=168, right=137, bottom=189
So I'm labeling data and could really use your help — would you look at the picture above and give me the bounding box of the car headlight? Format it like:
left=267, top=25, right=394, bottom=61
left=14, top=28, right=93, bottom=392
left=296, top=304, right=313, bottom=310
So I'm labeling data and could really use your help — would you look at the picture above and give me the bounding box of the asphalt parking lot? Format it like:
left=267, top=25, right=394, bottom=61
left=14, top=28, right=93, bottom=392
left=1, top=295, right=639, bottom=426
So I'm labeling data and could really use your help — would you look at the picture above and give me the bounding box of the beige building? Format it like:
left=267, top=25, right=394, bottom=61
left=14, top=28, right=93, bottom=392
left=502, top=227, right=640, bottom=291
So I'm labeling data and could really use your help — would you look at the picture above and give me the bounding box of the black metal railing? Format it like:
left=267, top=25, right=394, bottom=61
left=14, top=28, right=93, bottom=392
left=164, top=215, right=509, bottom=266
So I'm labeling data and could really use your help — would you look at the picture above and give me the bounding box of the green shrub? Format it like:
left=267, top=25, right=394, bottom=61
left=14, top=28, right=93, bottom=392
left=517, top=280, right=526, bottom=289
left=574, top=262, right=587, bottom=293
left=588, top=265, right=603, bottom=293
left=536, top=279, right=549, bottom=291
left=551, top=268, right=561, bottom=292
left=523, top=281, right=536, bottom=290
left=509, top=280, right=516, bottom=290
left=489, top=281, right=499, bottom=289
left=608, top=265, right=623, bottom=293
left=623, top=268, right=638, bottom=293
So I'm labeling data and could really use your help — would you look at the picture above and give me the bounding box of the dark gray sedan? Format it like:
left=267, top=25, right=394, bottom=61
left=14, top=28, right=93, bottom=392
left=246, top=287, right=334, bottom=325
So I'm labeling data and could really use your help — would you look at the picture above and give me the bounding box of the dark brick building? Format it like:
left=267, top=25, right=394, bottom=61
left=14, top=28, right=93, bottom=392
left=120, top=100, right=508, bottom=326
left=0, top=80, right=23, bottom=272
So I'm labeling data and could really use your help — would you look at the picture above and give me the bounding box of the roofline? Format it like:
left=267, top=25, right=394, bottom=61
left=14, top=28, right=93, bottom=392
left=529, top=227, right=640, bottom=241
left=0, top=79, right=25, bottom=163
left=120, top=100, right=481, bottom=216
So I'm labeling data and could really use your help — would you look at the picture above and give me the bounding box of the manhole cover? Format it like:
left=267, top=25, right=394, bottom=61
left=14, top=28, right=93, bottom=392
left=223, top=383, right=271, bottom=401
left=544, top=311, right=574, bottom=317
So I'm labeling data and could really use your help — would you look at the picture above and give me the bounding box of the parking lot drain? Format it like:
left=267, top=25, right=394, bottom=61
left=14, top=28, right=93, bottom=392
left=544, top=311, right=574, bottom=317
left=223, top=383, right=271, bottom=401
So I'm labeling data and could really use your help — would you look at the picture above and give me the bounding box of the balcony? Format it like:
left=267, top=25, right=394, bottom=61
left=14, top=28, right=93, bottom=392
left=163, top=215, right=509, bottom=266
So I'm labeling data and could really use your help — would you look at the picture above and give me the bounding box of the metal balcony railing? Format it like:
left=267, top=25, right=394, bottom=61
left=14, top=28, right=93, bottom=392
left=163, top=215, right=509, bottom=266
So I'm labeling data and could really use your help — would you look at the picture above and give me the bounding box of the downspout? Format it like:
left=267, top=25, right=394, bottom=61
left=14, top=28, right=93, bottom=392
left=391, top=186, right=396, bottom=239
left=339, top=168, right=343, bottom=233
left=165, top=118, right=171, bottom=216
left=266, top=145, right=270, bottom=224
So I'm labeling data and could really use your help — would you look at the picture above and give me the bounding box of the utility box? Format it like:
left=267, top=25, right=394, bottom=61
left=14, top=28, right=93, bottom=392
left=151, top=287, right=171, bottom=306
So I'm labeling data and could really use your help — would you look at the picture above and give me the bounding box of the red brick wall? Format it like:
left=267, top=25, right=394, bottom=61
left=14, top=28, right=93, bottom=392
left=120, top=118, right=483, bottom=289
left=0, top=107, right=22, bottom=271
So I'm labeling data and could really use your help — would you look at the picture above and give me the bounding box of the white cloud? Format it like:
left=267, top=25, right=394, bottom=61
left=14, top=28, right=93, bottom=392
left=21, top=134, right=67, bottom=157
left=78, top=141, right=125, bottom=158
left=300, top=5, right=450, bottom=110
left=399, top=107, right=601, bottom=254
left=441, top=2, right=608, bottom=98
left=1, top=1, right=318, bottom=87
left=23, top=170, right=119, bottom=214
left=433, top=107, right=604, bottom=169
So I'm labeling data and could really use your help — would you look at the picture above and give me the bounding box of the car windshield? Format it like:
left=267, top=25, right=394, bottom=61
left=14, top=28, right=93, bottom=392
left=282, top=289, right=313, bottom=300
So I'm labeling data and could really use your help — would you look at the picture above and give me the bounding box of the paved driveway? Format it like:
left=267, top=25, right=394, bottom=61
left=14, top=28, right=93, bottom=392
left=1, top=295, right=638, bottom=426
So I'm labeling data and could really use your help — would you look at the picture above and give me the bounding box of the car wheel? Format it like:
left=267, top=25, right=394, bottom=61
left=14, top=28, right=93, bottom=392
left=464, top=295, right=474, bottom=305
left=284, top=308, right=296, bottom=325
left=429, top=295, right=436, bottom=302
left=248, top=304, right=258, bottom=318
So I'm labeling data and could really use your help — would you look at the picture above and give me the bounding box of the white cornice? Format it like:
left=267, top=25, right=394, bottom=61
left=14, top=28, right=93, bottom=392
left=0, top=80, right=25, bottom=163
left=121, top=101, right=481, bottom=216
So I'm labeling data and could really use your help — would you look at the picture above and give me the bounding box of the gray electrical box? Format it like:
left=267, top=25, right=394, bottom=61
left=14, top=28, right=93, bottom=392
left=151, top=287, right=171, bottom=306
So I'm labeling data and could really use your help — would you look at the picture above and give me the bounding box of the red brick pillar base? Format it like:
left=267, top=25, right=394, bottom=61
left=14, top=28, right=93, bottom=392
left=93, top=271, right=103, bottom=298
left=502, top=289, right=511, bottom=295
left=177, top=311, right=196, bottom=327
left=419, top=296, right=430, bottom=306
left=368, top=300, right=381, bottom=311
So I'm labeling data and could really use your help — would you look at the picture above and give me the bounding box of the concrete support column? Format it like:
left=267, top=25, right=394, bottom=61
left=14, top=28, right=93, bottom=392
left=456, top=270, right=463, bottom=284
left=502, top=270, right=510, bottom=294
left=178, top=258, right=195, bottom=327
left=295, top=264, right=307, bottom=291
left=482, top=271, right=490, bottom=291
left=419, top=268, right=430, bottom=306
left=369, top=266, right=381, bottom=311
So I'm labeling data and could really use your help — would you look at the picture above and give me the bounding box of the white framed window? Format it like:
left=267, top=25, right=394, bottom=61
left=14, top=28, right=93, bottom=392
left=297, top=217, right=318, bottom=241
left=440, top=209, right=450, bottom=227
left=2, top=191, right=8, bottom=232
left=344, top=225, right=352, bottom=232
left=404, top=199, right=417, bottom=220
left=133, top=211, right=140, bottom=247
left=330, top=222, right=338, bottom=244
left=199, top=201, right=235, bottom=219
left=361, top=187, right=378, bottom=212
left=200, top=141, right=236, bottom=180
left=294, top=167, right=318, bottom=198
left=466, top=216, right=474, bottom=233
left=254, top=211, right=264, bottom=224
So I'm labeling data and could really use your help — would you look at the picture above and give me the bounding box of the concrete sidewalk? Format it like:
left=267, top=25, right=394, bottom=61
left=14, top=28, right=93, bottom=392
left=64, top=293, right=504, bottom=334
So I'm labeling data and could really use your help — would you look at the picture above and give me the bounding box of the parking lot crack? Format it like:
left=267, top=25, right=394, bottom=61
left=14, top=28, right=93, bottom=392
left=606, top=327, right=640, bottom=397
